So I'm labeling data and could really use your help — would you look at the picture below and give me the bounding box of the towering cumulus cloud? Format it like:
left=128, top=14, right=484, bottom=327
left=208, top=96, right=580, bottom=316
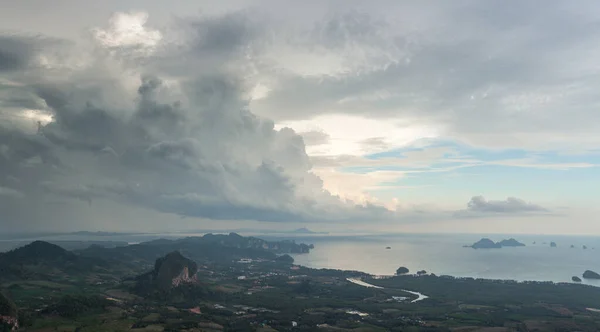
left=0, top=12, right=391, bottom=231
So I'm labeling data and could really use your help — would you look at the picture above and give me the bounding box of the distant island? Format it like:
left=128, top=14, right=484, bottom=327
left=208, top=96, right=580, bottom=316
left=583, top=270, right=600, bottom=279
left=467, top=238, right=525, bottom=249
left=550, top=242, right=557, bottom=247
left=70, top=231, right=135, bottom=236
left=289, top=227, right=329, bottom=235
left=497, top=238, right=526, bottom=247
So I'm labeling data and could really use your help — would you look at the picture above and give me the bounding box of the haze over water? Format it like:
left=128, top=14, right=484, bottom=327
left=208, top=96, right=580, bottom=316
left=4, top=232, right=600, bottom=286
left=291, top=233, right=600, bottom=286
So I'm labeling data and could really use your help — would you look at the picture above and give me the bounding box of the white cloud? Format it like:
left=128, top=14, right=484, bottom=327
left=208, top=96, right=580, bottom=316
left=276, top=114, right=439, bottom=157
left=93, top=12, right=162, bottom=49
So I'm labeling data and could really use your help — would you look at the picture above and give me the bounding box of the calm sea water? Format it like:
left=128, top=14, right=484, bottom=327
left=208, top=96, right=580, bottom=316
left=290, top=233, right=600, bottom=286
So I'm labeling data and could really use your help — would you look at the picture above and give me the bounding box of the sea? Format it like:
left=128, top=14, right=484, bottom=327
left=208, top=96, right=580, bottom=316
left=288, top=233, right=600, bottom=286
left=2, top=232, right=600, bottom=286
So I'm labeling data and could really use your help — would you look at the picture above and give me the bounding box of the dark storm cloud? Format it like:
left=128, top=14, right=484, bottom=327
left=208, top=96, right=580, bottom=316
left=250, top=1, right=600, bottom=149
left=0, top=34, right=67, bottom=73
left=0, top=35, right=35, bottom=71
left=0, top=12, right=399, bottom=230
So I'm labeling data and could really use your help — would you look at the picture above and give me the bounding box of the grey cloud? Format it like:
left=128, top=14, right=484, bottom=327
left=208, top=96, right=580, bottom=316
left=0, top=186, right=24, bottom=199
left=0, top=34, right=67, bottom=73
left=0, top=14, right=398, bottom=231
left=299, top=130, right=330, bottom=146
left=0, top=35, right=36, bottom=71
left=250, top=1, right=600, bottom=149
left=185, top=10, right=264, bottom=55
left=454, top=196, right=549, bottom=218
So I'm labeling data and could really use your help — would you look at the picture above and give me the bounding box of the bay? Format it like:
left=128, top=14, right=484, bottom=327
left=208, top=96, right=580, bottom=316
left=290, top=233, right=600, bottom=286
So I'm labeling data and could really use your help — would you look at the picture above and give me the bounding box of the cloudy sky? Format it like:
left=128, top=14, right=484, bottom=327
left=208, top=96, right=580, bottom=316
left=1, top=0, right=599, bottom=234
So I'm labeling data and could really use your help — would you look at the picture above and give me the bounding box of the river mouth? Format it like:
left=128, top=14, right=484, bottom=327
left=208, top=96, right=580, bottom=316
left=346, top=278, right=429, bottom=303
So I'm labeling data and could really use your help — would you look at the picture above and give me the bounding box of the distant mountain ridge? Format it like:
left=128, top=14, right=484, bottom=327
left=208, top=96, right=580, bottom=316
left=0, top=241, right=83, bottom=281
left=197, top=232, right=314, bottom=252
left=75, top=232, right=313, bottom=276
left=0, top=234, right=313, bottom=284
left=290, top=227, right=329, bottom=235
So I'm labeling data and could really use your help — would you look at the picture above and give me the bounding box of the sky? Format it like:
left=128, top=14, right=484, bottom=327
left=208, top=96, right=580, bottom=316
left=1, top=0, right=599, bottom=234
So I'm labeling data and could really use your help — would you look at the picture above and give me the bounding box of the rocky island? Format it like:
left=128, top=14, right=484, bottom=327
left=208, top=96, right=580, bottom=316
left=468, top=238, right=525, bottom=249
left=583, top=270, right=600, bottom=279
left=469, top=238, right=502, bottom=249
left=497, top=238, right=526, bottom=247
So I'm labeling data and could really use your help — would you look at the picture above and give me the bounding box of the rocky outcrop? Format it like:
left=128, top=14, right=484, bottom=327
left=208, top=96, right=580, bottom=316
left=583, top=270, right=600, bottom=279
left=469, top=238, right=526, bottom=249
left=550, top=242, right=557, bottom=247
left=572, top=276, right=582, bottom=282
left=0, top=292, right=18, bottom=331
left=154, top=251, right=198, bottom=289
left=470, top=238, right=502, bottom=249
left=497, top=238, right=526, bottom=247
left=171, top=265, right=197, bottom=287
left=134, top=251, right=198, bottom=293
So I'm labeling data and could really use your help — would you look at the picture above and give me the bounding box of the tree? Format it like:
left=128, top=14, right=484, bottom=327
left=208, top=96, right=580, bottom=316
left=295, top=279, right=312, bottom=294
left=396, top=267, right=409, bottom=275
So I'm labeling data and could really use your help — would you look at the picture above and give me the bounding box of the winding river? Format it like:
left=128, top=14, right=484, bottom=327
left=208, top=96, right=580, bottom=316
left=346, top=278, right=429, bottom=303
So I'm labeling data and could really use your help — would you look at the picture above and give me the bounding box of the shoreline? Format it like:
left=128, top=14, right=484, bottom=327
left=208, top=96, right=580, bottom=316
left=295, top=260, right=600, bottom=289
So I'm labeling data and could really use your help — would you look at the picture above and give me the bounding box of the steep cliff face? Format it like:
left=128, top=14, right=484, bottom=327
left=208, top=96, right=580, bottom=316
left=134, top=251, right=199, bottom=294
left=0, top=291, right=18, bottom=331
left=171, top=265, right=198, bottom=287
left=154, top=251, right=198, bottom=290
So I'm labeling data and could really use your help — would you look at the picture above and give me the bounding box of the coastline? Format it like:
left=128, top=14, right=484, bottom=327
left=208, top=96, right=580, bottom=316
left=290, top=233, right=600, bottom=286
